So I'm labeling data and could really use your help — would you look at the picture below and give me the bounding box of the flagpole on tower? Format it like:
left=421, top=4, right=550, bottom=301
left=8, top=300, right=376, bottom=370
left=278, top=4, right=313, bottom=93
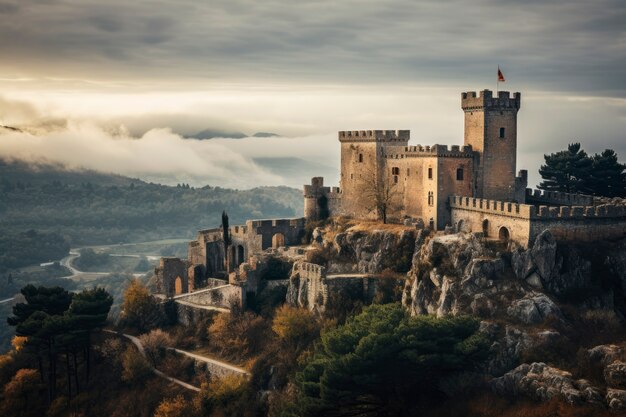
left=497, top=66, right=505, bottom=95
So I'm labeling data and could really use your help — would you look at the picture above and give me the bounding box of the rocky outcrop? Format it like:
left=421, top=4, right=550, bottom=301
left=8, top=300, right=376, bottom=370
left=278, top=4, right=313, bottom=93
left=588, top=344, right=624, bottom=366
left=492, top=362, right=603, bottom=406
left=606, top=388, right=626, bottom=411
left=331, top=229, right=416, bottom=274
left=403, top=232, right=561, bottom=322
left=605, top=361, right=626, bottom=389
left=507, top=294, right=562, bottom=324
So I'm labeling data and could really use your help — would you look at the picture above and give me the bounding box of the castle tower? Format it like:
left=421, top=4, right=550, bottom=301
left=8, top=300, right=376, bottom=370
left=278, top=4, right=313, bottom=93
left=338, top=130, right=409, bottom=218
left=462, top=90, right=521, bottom=201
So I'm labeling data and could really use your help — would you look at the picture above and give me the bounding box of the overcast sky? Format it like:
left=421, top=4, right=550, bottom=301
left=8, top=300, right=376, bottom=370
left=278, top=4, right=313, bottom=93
left=0, top=0, right=624, bottom=188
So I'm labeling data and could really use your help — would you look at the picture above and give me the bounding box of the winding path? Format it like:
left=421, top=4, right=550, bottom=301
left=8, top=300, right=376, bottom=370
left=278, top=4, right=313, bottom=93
left=104, top=330, right=201, bottom=392
left=104, top=330, right=249, bottom=392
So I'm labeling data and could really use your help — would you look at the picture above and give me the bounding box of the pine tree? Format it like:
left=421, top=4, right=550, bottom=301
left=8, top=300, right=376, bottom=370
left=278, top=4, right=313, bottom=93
left=538, top=143, right=592, bottom=193
left=586, top=149, right=626, bottom=197
left=291, top=304, right=488, bottom=417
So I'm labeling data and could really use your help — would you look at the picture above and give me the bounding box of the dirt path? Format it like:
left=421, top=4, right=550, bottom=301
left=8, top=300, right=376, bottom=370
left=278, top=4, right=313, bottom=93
left=104, top=330, right=250, bottom=392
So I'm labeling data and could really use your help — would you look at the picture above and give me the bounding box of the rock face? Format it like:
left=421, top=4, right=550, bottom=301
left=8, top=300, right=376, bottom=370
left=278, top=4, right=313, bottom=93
left=403, top=232, right=559, bottom=321
left=492, top=362, right=603, bottom=406
left=331, top=229, right=416, bottom=274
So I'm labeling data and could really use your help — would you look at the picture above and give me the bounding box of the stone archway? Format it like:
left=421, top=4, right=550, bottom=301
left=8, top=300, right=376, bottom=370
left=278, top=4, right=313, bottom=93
left=272, top=233, right=285, bottom=248
left=174, top=276, right=183, bottom=295
left=457, top=219, right=470, bottom=233
left=482, top=219, right=490, bottom=237
left=498, top=226, right=510, bottom=242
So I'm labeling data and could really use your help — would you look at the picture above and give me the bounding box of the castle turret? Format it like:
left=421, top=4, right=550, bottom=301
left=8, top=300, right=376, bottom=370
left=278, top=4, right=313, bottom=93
left=303, top=177, right=342, bottom=221
left=462, top=90, right=521, bottom=201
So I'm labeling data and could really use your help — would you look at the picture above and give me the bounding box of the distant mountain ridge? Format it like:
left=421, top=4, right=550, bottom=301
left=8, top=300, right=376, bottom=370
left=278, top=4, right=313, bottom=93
left=187, top=129, right=280, bottom=140
left=0, top=158, right=143, bottom=186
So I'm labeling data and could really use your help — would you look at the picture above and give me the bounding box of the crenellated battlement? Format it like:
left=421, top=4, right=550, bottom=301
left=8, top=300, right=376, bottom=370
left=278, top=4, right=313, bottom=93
left=450, top=195, right=533, bottom=219
left=384, top=144, right=475, bottom=159
left=461, top=89, right=521, bottom=111
left=451, top=195, right=626, bottom=220
left=533, top=204, right=626, bottom=219
left=303, top=184, right=342, bottom=198
left=525, top=188, right=597, bottom=206
left=246, top=218, right=306, bottom=229
left=338, top=129, right=410, bottom=142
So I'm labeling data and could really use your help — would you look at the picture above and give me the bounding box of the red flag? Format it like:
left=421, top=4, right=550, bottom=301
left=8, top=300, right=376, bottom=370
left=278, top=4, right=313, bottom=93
left=498, top=66, right=505, bottom=82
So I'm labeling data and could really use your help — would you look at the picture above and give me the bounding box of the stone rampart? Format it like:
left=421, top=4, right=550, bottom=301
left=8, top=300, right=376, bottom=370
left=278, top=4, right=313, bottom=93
left=450, top=196, right=534, bottom=219
left=174, top=284, right=244, bottom=310
left=450, top=195, right=626, bottom=247
left=525, top=188, right=596, bottom=206
left=287, top=262, right=381, bottom=312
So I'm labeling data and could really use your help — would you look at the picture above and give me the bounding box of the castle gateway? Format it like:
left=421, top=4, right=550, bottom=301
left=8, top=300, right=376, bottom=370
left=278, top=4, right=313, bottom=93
left=304, top=89, right=626, bottom=247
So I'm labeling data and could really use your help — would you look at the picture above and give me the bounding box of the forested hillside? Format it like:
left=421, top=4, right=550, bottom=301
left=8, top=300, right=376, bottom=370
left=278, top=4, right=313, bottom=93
left=0, top=159, right=303, bottom=246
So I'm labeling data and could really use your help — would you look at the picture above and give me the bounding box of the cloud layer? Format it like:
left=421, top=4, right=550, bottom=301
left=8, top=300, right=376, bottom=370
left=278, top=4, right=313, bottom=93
left=0, top=0, right=625, bottom=95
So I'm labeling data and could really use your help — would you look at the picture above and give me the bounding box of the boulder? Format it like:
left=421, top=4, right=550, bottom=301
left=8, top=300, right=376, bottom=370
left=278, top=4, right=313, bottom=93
left=606, top=388, right=626, bottom=411
left=605, top=361, right=626, bottom=388
left=529, top=230, right=558, bottom=282
left=507, top=294, right=562, bottom=324
left=491, top=362, right=602, bottom=406
left=588, top=344, right=623, bottom=366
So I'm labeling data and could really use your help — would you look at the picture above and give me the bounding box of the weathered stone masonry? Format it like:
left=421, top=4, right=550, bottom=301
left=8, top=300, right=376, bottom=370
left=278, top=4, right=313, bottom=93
left=304, top=88, right=625, bottom=247
left=450, top=195, right=626, bottom=248
left=154, top=217, right=306, bottom=299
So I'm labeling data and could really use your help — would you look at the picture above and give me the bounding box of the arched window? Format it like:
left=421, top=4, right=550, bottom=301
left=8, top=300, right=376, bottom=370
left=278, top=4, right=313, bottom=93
left=428, top=167, right=433, bottom=179
left=391, top=167, right=400, bottom=175
left=358, top=153, right=363, bottom=163
left=428, top=191, right=434, bottom=206
left=456, top=168, right=464, bottom=181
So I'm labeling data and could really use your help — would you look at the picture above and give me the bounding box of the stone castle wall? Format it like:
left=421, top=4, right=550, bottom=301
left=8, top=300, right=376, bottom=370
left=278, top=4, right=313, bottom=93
left=287, top=261, right=380, bottom=312
left=155, top=217, right=306, bottom=299
left=450, top=195, right=626, bottom=247
left=155, top=257, right=190, bottom=297
left=525, top=188, right=597, bottom=207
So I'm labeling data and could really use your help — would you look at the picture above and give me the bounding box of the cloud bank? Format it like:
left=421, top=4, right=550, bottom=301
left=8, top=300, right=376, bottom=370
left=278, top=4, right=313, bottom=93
left=0, top=0, right=624, bottom=95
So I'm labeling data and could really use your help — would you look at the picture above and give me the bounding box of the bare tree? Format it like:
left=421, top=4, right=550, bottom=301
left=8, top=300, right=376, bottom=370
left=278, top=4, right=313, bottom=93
left=356, top=165, right=401, bottom=224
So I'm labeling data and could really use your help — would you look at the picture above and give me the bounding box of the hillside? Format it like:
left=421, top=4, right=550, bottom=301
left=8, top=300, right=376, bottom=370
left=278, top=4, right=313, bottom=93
left=0, top=159, right=304, bottom=246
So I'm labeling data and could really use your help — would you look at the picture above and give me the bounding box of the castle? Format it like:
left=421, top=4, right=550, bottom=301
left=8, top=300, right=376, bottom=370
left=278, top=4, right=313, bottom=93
left=155, top=88, right=626, bottom=301
left=304, top=89, right=626, bottom=246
